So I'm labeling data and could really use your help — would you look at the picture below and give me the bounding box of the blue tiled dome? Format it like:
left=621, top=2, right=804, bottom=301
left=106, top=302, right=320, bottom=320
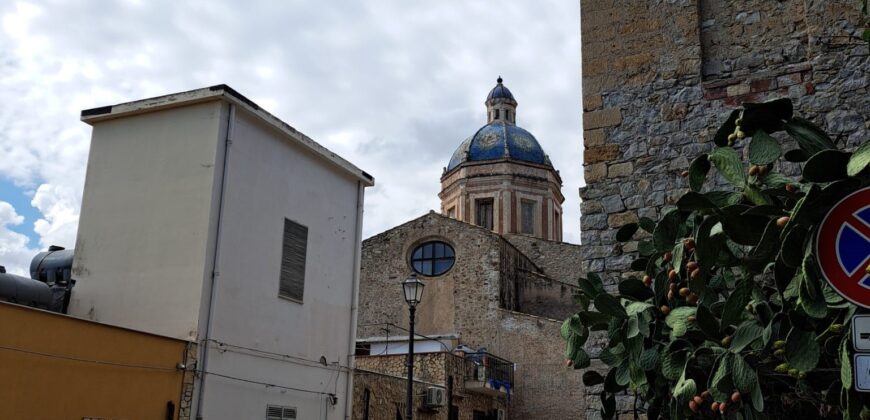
left=446, top=121, right=551, bottom=172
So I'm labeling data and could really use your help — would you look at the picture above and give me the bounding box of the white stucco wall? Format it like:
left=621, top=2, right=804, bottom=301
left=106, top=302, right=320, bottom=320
left=68, top=86, right=370, bottom=419
left=199, top=108, right=362, bottom=419
left=68, top=101, right=224, bottom=341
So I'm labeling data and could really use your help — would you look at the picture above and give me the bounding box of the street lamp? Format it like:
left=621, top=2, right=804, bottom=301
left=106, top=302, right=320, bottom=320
left=402, top=273, right=425, bottom=420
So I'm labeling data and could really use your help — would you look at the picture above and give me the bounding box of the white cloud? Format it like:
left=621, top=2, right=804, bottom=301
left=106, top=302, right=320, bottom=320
left=0, top=201, right=37, bottom=275
left=0, top=0, right=583, bottom=261
left=31, top=183, right=79, bottom=250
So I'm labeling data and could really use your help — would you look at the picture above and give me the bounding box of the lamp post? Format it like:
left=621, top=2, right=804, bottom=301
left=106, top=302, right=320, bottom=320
left=402, top=274, right=425, bottom=420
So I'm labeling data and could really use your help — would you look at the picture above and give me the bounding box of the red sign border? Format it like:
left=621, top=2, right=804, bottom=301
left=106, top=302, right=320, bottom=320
left=816, top=186, right=870, bottom=309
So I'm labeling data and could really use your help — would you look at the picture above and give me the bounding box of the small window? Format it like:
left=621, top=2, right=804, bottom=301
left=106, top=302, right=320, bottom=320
left=506, top=110, right=511, bottom=121
left=363, top=389, right=371, bottom=420
left=447, top=207, right=456, bottom=218
left=476, top=198, right=494, bottom=230
left=494, top=109, right=500, bottom=119
left=267, top=405, right=297, bottom=420
left=279, top=218, right=308, bottom=302
left=410, top=241, right=455, bottom=276
left=521, top=200, right=536, bottom=235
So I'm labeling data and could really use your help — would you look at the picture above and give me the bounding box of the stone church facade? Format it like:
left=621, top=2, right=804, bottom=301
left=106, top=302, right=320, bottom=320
left=579, top=0, right=867, bottom=418
left=353, top=80, right=585, bottom=419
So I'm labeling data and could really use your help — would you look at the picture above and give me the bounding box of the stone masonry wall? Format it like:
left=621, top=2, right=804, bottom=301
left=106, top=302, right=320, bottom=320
left=358, top=213, right=585, bottom=418
left=352, top=369, right=504, bottom=420
left=504, top=233, right=586, bottom=284
left=352, top=352, right=506, bottom=420
left=356, top=352, right=451, bottom=386
left=579, top=0, right=867, bottom=418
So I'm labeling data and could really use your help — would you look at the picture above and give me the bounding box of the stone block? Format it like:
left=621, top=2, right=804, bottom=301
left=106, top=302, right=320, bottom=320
left=588, top=258, right=605, bottom=272
left=601, top=194, right=625, bottom=213
left=624, top=195, right=643, bottom=209
left=581, top=199, right=604, bottom=215
left=668, top=156, right=689, bottom=170
left=585, top=162, right=608, bottom=183
left=608, top=162, right=633, bottom=178
left=726, top=83, right=751, bottom=97
left=586, top=245, right=613, bottom=259
left=826, top=110, right=864, bottom=133
left=584, top=145, right=620, bottom=164
left=661, top=102, right=689, bottom=121
left=606, top=254, right=635, bottom=271
left=607, top=211, right=638, bottom=228
left=777, top=72, right=802, bottom=87
left=584, top=94, right=603, bottom=111
left=584, top=129, right=606, bottom=147
left=584, top=214, right=608, bottom=230
left=750, top=78, right=777, bottom=92
left=584, top=108, right=622, bottom=129
left=584, top=58, right=609, bottom=77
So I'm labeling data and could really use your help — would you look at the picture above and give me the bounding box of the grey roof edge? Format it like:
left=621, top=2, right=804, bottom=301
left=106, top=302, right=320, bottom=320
left=80, top=84, right=374, bottom=187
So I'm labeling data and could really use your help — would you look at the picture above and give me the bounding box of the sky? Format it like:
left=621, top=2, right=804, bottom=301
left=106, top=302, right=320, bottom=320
left=0, top=0, right=582, bottom=275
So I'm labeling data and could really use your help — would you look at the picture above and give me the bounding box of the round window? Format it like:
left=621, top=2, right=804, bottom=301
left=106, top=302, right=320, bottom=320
left=410, top=241, right=455, bottom=276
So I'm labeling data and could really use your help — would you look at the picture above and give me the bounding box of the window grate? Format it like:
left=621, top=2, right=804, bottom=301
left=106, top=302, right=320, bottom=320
left=266, top=405, right=297, bottom=420
left=279, top=218, right=308, bottom=302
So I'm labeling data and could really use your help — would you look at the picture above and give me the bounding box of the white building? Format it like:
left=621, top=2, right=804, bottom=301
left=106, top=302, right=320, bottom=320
left=68, top=85, right=373, bottom=420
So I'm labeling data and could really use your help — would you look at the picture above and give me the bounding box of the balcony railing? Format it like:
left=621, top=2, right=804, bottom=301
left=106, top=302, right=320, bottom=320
left=462, top=351, right=514, bottom=396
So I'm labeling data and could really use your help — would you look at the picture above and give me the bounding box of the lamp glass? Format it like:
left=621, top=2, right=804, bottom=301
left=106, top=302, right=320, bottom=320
left=402, top=274, right=425, bottom=307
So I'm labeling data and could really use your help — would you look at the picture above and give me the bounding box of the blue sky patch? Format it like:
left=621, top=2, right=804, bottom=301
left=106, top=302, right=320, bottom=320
left=0, top=178, right=40, bottom=246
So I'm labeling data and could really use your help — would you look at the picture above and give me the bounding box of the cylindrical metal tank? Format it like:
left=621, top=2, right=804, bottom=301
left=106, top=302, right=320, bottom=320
left=30, top=247, right=75, bottom=285
left=0, top=272, right=52, bottom=308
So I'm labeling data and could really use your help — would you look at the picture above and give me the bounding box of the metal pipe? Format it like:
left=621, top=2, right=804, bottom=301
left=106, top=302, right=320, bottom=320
left=405, top=305, right=416, bottom=420
left=344, top=180, right=365, bottom=420
left=195, top=102, right=235, bottom=420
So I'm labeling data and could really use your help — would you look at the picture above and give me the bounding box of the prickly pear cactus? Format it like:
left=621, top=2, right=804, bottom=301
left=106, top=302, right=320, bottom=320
left=563, top=98, right=870, bottom=419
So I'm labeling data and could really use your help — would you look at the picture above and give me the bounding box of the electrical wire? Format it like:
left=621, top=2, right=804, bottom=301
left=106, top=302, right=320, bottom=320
left=0, top=344, right=178, bottom=372
left=358, top=322, right=453, bottom=351
left=0, top=343, right=341, bottom=400
left=205, top=338, right=351, bottom=372
left=200, top=370, right=334, bottom=397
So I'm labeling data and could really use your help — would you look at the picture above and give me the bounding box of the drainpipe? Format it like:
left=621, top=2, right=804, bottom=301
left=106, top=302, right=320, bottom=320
left=344, top=180, right=365, bottom=420
left=195, top=102, right=235, bottom=420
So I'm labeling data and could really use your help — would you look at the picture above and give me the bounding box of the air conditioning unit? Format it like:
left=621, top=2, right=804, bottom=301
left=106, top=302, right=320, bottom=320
left=424, top=386, right=446, bottom=407
left=497, top=408, right=506, bottom=420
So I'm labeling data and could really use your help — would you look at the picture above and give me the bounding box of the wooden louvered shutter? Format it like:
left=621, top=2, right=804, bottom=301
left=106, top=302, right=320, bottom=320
left=279, top=218, right=307, bottom=302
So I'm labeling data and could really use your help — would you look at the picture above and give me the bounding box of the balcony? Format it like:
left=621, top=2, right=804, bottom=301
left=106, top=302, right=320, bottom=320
left=462, top=351, right=514, bottom=397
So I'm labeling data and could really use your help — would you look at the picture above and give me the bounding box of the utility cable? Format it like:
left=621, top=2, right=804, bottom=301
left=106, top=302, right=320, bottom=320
left=358, top=322, right=453, bottom=351
left=204, top=338, right=350, bottom=372
left=0, top=344, right=178, bottom=372
left=199, top=370, right=334, bottom=397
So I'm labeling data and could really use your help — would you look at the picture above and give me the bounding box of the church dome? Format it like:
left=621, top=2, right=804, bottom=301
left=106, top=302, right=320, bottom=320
left=446, top=121, right=551, bottom=172
left=446, top=77, right=551, bottom=172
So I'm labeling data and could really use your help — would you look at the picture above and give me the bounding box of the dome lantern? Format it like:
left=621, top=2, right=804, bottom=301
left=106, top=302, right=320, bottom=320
left=485, top=76, right=517, bottom=124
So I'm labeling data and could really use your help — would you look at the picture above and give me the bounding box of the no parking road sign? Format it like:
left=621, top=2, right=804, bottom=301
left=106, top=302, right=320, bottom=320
left=816, top=186, right=870, bottom=308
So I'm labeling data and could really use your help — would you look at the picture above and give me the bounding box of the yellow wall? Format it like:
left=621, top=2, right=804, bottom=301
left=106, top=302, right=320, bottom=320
left=0, top=302, right=188, bottom=420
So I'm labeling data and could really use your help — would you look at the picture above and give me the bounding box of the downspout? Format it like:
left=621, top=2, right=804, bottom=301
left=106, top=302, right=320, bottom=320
left=344, top=180, right=365, bottom=420
left=195, top=102, right=235, bottom=420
